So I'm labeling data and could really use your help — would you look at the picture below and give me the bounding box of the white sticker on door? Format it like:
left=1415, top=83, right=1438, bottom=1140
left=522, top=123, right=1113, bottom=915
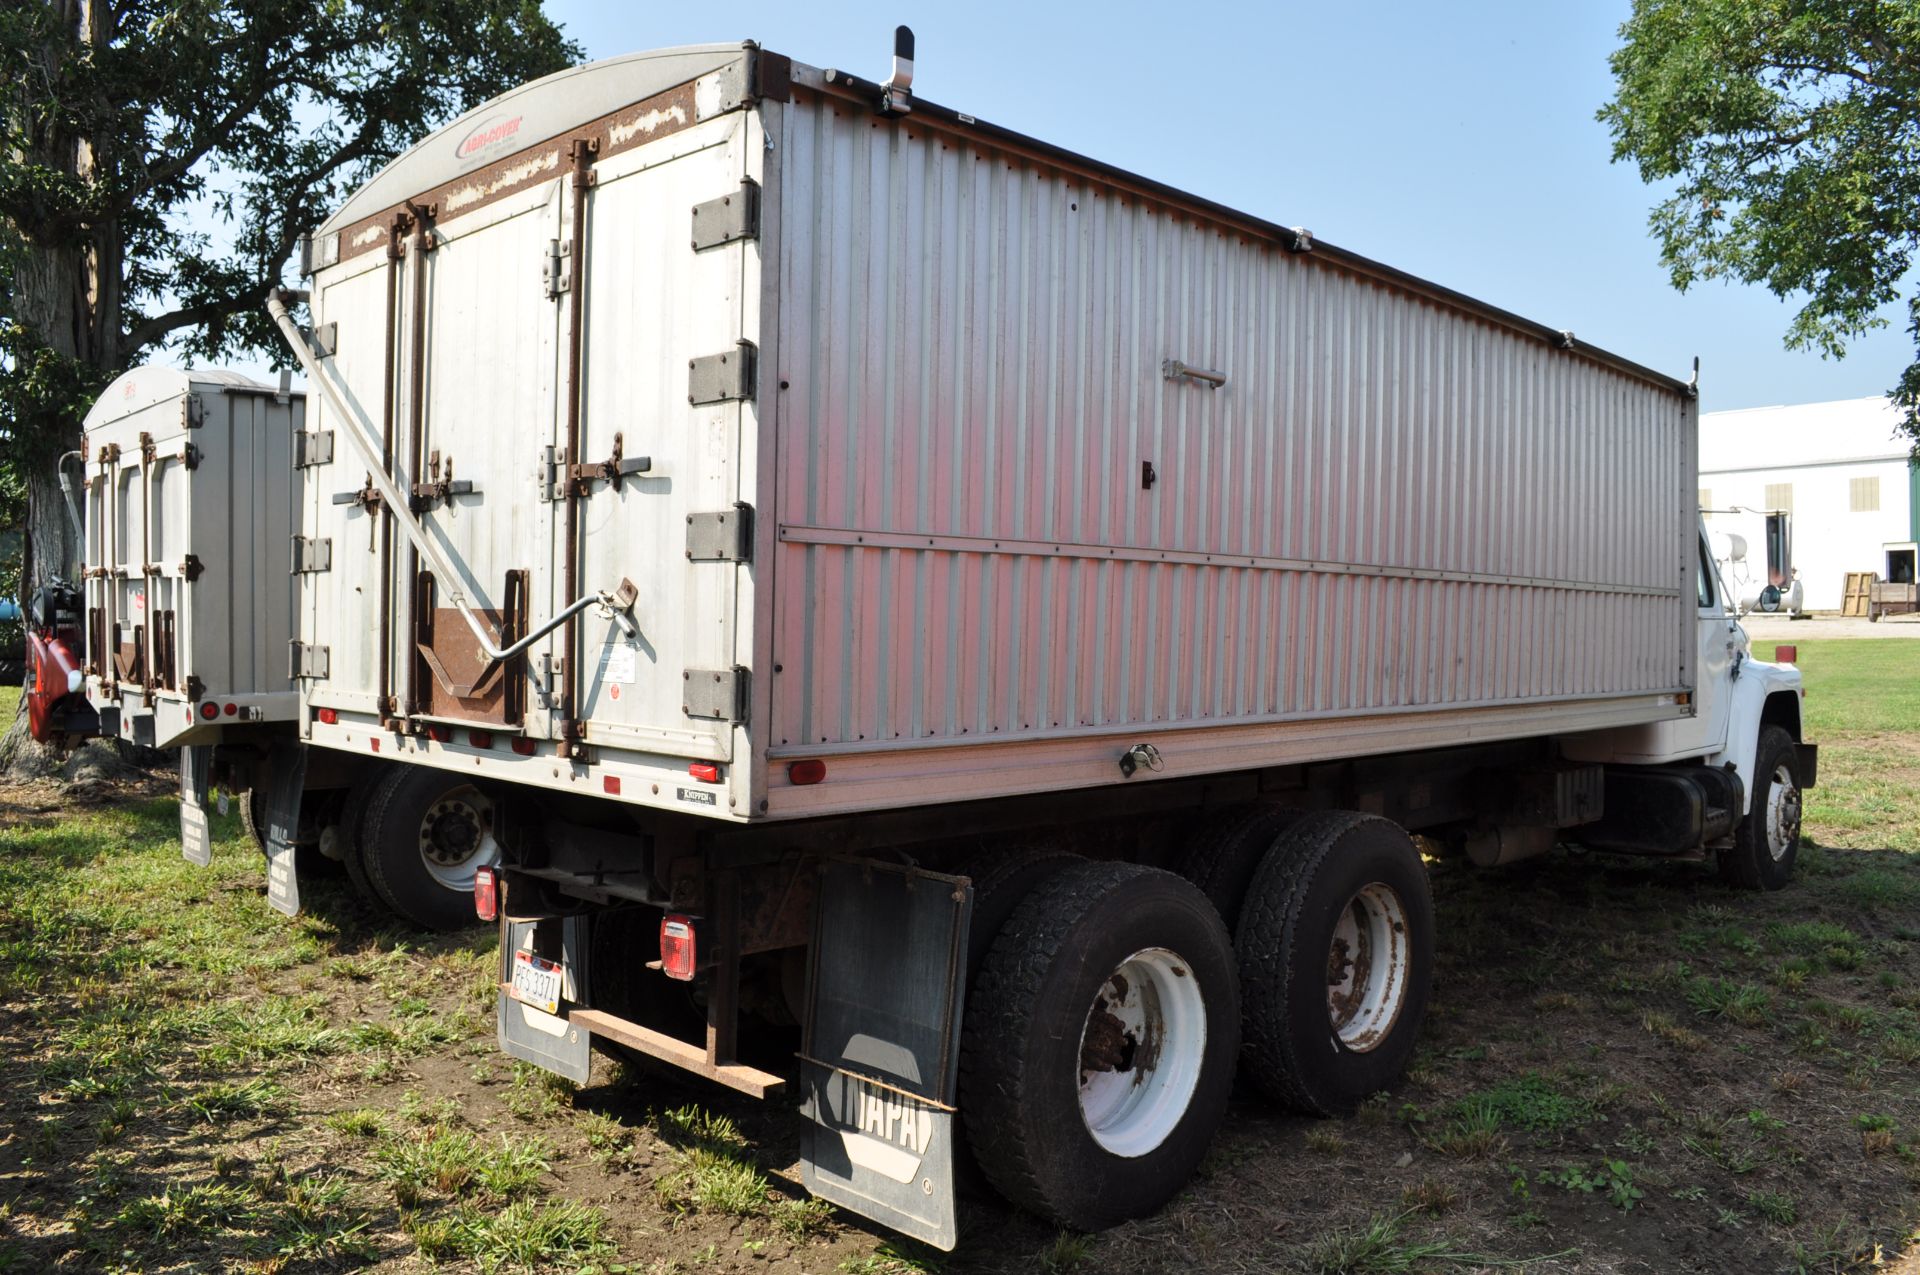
left=599, top=644, right=637, bottom=685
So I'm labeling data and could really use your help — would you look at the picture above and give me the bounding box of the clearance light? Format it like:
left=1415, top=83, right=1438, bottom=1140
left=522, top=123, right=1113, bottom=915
left=469, top=729, right=494, bottom=749
left=689, top=762, right=720, bottom=783
left=223, top=702, right=238, bottom=717
left=788, top=759, right=827, bottom=786
left=660, top=914, right=698, bottom=981
left=317, top=708, right=338, bottom=725
left=511, top=738, right=537, bottom=756
left=200, top=702, right=219, bottom=720
left=473, top=865, right=499, bottom=922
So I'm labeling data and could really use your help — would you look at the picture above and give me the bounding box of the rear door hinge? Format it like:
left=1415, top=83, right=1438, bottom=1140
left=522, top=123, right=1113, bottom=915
left=683, top=666, right=750, bottom=724
left=295, top=430, right=335, bottom=467
left=686, top=502, right=754, bottom=563
left=543, top=239, right=573, bottom=298
left=290, top=641, right=330, bottom=680
left=688, top=341, right=758, bottom=405
left=182, top=394, right=205, bottom=429
left=690, top=179, right=761, bottom=251
left=179, top=553, right=204, bottom=583
left=291, top=536, right=333, bottom=574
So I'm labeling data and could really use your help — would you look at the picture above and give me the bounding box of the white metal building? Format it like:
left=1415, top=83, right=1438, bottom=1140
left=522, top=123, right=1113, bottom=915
left=1700, top=396, right=1917, bottom=612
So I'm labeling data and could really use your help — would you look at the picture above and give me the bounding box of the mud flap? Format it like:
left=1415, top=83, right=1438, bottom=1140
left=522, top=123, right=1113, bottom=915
left=800, top=860, right=972, bottom=1251
left=497, top=916, right=592, bottom=1084
left=259, top=740, right=307, bottom=917
left=179, top=744, right=213, bottom=866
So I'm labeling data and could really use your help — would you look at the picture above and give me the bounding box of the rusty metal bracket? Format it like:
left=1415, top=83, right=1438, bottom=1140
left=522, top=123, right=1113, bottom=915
left=409, top=449, right=476, bottom=511
left=567, top=431, right=651, bottom=494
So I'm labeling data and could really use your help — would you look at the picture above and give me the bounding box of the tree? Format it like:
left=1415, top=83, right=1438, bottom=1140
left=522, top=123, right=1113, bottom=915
left=0, top=0, right=578, bottom=767
left=1600, top=0, right=1920, bottom=439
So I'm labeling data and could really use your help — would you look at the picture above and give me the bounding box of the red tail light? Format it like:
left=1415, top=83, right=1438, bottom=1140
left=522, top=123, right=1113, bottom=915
left=603, top=775, right=621, bottom=795
left=473, top=865, right=498, bottom=922
left=427, top=724, right=452, bottom=743
left=660, top=914, right=698, bottom=981
left=316, top=707, right=338, bottom=725
left=469, top=729, right=494, bottom=749
left=199, top=702, right=219, bottom=720
left=788, top=759, right=827, bottom=786
left=223, top=702, right=237, bottom=717
left=1775, top=644, right=1798, bottom=665
left=688, top=762, right=720, bottom=783
left=510, top=737, right=537, bottom=756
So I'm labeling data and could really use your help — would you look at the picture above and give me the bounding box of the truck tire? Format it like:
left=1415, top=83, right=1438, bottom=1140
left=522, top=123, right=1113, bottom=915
left=324, top=767, right=387, bottom=904
left=959, top=862, right=1239, bottom=1230
left=241, top=788, right=344, bottom=877
left=1236, top=811, right=1433, bottom=1117
left=358, top=767, right=499, bottom=930
left=965, top=845, right=1084, bottom=979
left=1179, top=805, right=1306, bottom=930
left=1718, top=725, right=1803, bottom=891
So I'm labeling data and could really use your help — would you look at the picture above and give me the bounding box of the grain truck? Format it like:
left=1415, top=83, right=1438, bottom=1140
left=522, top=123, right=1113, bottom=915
left=248, top=35, right=1815, bottom=1247
left=26, top=366, right=503, bottom=926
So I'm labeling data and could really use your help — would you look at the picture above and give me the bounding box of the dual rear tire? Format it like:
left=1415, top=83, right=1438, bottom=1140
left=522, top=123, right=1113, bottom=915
left=243, top=765, right=497, bottom=931
left=956, top=813, right=1435, bottom=1229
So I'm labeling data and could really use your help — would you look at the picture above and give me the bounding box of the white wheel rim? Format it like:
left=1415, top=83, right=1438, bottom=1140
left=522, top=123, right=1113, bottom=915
left=1766, top=763, right=1801, bottom=863
left=417, top=785, right=499, bottom=891
left=1327, top=883, right=1411, bottom=1052
left=1076, top=947, right=1208, bottom=1158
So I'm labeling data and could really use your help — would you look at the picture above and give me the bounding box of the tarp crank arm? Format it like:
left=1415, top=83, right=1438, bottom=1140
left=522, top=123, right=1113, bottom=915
left=268, top=289, right=637, bottom=663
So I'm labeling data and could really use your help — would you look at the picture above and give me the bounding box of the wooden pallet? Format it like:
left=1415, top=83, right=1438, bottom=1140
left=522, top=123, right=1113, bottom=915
left=1842, top=571, right=1877, bottom=617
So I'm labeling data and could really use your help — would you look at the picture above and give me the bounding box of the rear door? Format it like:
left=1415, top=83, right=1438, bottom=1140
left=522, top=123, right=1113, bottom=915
left=570, top=114, right=752, bottom=763
left=410, top=181, right=565, bottom=729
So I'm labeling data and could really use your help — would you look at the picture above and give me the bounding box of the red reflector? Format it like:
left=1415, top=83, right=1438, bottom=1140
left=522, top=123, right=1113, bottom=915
left=200, top=702, right=219, bottom=720
left=660, top=914, right=697, bottom=981
left=317, top=708, right=338, bottom=725
left=1775, top=644, right=1798, bottom=665
left=604, top=775, right=621, bottom=795
left=511, top=738, right=537, bottom=756
left=788, top=759, right=827, bottom=786
left=223, top=702, right=237, bottom=717
left=689, top=762, right=720, bottom=784
left=469, top=730, right=494, bottom=749
left=370, top=738, right=380, bottom=752
left=428, top=725, right=452, bottom=743
left=473, top=865, right=499, bottom=922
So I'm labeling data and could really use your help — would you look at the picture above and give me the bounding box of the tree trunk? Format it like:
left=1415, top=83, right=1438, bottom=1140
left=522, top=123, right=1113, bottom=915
left=0, top=0, right=107, bottom=775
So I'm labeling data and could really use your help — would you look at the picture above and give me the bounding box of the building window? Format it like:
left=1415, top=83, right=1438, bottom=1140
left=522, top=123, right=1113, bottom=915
left=1699, top=487, right=1712, bottom=513
left=1851, top=476, right=1881, bottom=513
left=1764, top=482, right=1793, bottom=514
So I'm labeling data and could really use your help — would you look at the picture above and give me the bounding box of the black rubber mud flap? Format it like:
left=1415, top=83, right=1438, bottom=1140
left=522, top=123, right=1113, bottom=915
left=800, top=860, right=973, bottom=1251
left=260, top=740, right=308, bottom=917
left=179, top=744, right=213, bottom=867
left=497, top=916, right=592, bottom=1085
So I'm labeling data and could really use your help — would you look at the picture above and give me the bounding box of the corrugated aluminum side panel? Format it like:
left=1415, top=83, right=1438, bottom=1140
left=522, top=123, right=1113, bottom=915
left=768, top=92, right=1693, bottom=755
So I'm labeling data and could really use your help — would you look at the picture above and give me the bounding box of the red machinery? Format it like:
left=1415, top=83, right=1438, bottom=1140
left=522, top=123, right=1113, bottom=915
left=24, top=580, right=97, bottom=745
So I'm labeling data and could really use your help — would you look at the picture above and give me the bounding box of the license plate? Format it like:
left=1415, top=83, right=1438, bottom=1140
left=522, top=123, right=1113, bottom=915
left=511, top=949, right=563, bottom=1014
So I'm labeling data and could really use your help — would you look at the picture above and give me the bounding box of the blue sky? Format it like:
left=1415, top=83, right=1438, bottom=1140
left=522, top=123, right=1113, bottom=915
left=538, top=0, right=1909, bottom=413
